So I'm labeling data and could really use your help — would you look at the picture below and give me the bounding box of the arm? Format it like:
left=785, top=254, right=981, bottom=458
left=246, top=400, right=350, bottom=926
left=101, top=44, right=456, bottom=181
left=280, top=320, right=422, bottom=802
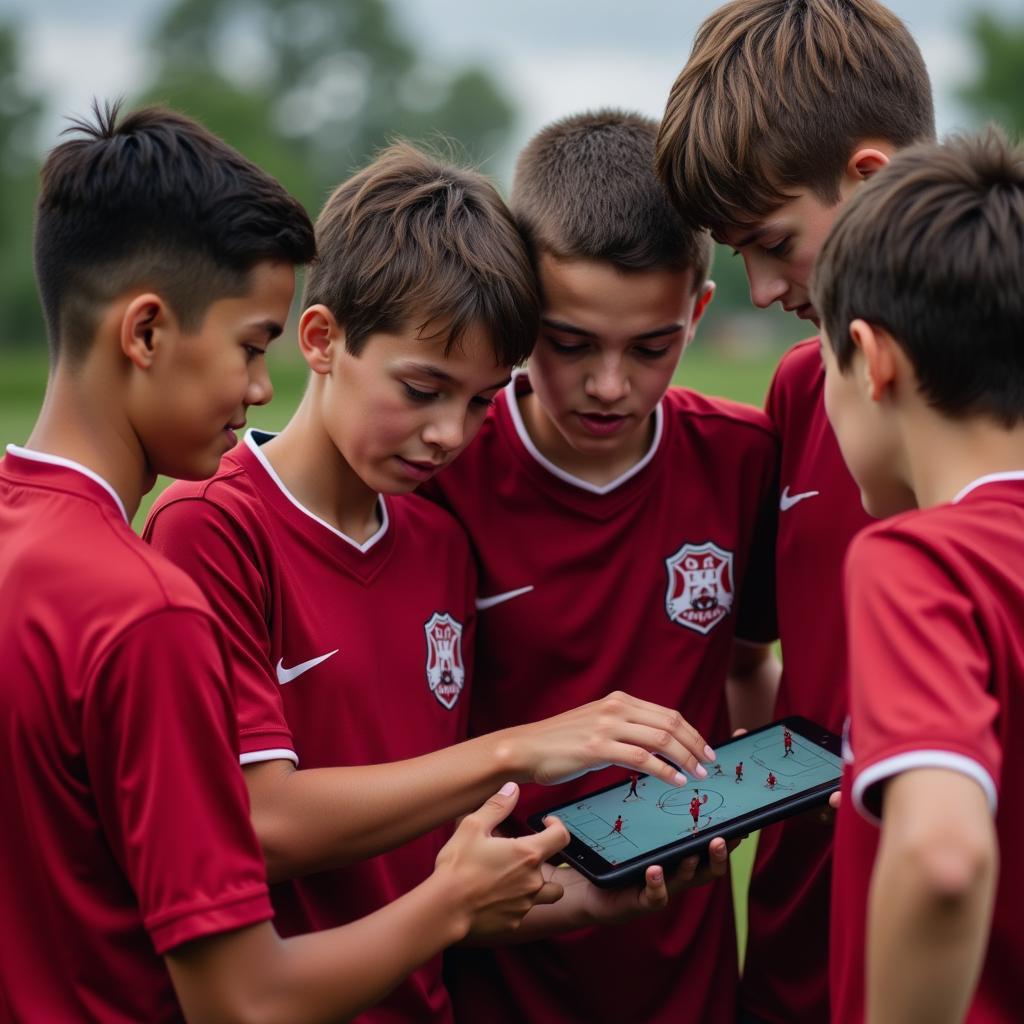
left=725, top=638, right=780, bottom=733
left=167, top=784, right=570, bottom=1024
left=866, top=768, right=997, bottom=1024
left=248, top=691, right=714, bottom=881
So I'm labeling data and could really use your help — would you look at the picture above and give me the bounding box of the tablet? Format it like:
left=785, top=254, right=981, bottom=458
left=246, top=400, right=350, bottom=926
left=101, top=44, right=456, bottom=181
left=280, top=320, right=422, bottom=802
left=527, top=716, right=842, bottom=887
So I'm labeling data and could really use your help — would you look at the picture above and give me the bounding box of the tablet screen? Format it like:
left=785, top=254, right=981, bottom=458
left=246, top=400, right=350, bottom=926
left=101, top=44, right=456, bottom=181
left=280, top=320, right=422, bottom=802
left=548, top=723, right=842, bottom=865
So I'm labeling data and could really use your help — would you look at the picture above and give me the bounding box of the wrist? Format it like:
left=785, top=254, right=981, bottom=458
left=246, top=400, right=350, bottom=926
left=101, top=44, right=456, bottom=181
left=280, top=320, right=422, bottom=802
left=483, top=726, right=532, bottom=784
left=420, top=866, right=473, bottom=947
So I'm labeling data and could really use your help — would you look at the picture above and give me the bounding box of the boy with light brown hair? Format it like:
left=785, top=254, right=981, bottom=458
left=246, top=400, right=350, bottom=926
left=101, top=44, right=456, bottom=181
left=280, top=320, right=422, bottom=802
left=655, top=2, right=935, bottom=1021
left=814, top=128, right=1024, bottom=1024
left=145, top=139, right=726, bottom=1023
left=425, top=108, right=780, bottom=1024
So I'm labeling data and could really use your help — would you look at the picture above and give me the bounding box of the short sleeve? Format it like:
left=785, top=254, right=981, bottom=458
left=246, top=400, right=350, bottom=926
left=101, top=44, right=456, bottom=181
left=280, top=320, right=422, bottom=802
left=83, top=609, right=272, bottom=954
left=844, top=528, right=1001, bottom=823
left=144, top=497, right=294, bottom=761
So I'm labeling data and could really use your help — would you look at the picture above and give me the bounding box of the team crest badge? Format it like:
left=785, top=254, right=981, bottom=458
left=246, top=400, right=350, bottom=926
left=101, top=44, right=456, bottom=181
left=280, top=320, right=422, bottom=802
left=424, top=612, right=466, bottom=710
left=664, top=541, right=735, bottom=635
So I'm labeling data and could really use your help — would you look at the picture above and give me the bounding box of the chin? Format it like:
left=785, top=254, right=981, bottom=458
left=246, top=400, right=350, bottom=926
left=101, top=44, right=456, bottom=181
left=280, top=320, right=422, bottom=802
left=861, top=486, right=917, bottom=520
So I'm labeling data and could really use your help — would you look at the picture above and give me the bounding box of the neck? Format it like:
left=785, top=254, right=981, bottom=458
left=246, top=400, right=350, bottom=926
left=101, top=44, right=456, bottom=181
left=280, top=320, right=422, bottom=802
left=25, top=362, right=152, bottom=521
left=518, top=388, right=654, bottom=487
left=259, top=393, right=382, bottom=543
left=903, top=409, right=1024, bottom=508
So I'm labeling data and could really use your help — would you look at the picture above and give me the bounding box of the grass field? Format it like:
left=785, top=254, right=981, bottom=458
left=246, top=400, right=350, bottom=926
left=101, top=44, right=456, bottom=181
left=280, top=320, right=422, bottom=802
left=1, top=337, right=783, bottom=961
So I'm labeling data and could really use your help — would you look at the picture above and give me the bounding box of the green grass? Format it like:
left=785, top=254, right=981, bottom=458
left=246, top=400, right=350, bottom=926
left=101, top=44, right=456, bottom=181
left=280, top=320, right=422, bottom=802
left=0, top=338, right=777, bottom=959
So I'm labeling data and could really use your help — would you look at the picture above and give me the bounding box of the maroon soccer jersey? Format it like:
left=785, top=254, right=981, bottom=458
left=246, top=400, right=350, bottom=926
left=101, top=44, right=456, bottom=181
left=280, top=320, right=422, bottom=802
left=145, top=430, right=476, bottom=1024
left=423, top=373, right=778, bottom=1024
left=742, top=339, right=873, bottom=1024
left=0, top=447, right=272, bottom=1023
left=832, top=475, right=1024, bottom=1024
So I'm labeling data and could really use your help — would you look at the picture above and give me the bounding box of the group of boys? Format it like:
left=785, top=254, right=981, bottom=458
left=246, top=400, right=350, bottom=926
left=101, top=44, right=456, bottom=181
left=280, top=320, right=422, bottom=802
left=1, top=1, right=1020, bottom=1022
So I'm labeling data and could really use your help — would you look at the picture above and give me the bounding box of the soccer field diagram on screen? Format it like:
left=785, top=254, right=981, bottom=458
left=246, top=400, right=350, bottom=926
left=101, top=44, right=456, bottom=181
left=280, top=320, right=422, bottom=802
left=555, top=725, right=842, bottom=864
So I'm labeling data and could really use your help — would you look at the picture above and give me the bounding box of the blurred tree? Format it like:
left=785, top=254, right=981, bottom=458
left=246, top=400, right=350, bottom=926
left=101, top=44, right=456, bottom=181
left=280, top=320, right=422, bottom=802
left=141, top=0, right=517, bottom=213
left=0, top=20, right=47, bottom=349
left=958, top=10, right=1024, bottom=139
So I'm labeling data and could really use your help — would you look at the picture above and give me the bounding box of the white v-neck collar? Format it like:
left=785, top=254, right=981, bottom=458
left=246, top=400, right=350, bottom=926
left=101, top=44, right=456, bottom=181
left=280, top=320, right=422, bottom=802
left=6, top=444, right=129, bottom=523
left=504, top=369, right=663, bottom=496
left=245, top=430, right=389, bottom=553
left=952, top=470, right=1024, bottom=504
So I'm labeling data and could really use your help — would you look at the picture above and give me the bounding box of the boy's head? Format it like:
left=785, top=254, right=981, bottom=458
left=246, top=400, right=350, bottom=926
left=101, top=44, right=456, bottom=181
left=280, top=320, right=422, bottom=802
left=811, top=130, right=1024, bottom=515
left=509, top=110, right=714, bottom=480
left=35, top=100, right=315, bottom=366
left=655, top=0, right=935, bottom=324
left=297, top=142, right=539, bottom=494
left=34, top=101, right=316, bottom=479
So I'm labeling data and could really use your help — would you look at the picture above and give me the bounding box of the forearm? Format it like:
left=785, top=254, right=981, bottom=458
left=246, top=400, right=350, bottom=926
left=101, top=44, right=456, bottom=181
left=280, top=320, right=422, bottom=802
left=866, top=773, right=998, bottom=1024
left=725, top=642, right=780, bottom=732
left=169, top=872, right=468, bottom=1024
left=249, top=734, right=521, bottom=880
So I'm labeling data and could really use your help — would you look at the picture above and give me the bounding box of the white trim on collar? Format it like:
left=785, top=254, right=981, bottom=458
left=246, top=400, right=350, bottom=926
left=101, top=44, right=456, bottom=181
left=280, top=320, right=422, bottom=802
left=952, top=470, right=1024, bottom=505
left=244, top=430, right=389, bottom=553
left=5, top=444, right=129, bottom=523
left=504, top=369, right=663, bottom=496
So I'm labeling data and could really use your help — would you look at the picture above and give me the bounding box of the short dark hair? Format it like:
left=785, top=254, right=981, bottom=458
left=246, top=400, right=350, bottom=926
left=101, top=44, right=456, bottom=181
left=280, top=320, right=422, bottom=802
left=511, top=109, right=712, bottom=283
left=812, top=129, right=1024, bottom=425
left=34, top=99, right=316, bottom=365
left=302, top=142, right=538, bottom=368
left=656, top=0, right=935, bottom=234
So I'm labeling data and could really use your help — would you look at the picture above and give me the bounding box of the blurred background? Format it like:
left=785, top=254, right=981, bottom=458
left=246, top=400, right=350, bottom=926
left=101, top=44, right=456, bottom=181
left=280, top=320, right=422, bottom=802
left=2, top=0, right=1023, bottom=470
left=2, top=0, right=1021, bottom=956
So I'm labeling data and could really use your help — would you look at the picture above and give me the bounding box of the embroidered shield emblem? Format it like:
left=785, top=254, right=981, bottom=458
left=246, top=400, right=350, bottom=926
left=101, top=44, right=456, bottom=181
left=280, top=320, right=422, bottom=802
left=424, top=612, right=466, bottom=709
left=664, top=541, right=735, bottom=635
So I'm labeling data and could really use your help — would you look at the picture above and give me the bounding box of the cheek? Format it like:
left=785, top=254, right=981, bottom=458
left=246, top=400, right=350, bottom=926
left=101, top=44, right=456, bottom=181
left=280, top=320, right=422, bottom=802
left=530, top=351, right=577, bottom=403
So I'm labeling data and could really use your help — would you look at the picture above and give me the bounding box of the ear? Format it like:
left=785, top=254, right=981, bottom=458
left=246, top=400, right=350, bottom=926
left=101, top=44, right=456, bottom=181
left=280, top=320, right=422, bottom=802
left=120, top=293, right=172, bottom=370
left=684, top=281, right=716, bottom=343
left=846, top=143, right=891, bottom=184
left=297, top=304, right=344, bottom=375
left=848, top=318, right=898, bottom=403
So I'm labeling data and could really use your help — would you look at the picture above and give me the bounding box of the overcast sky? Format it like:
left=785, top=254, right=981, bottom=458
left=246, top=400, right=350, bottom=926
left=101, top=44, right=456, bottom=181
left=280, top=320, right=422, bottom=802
left=10, top=0, right=1021, bottom=178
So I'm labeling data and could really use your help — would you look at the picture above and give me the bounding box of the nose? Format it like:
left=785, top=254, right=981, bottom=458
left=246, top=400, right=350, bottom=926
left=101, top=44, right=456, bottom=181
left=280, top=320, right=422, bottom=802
left=584, top=357, right=629, bottom=405
left=422, top=407, right=466, bottom=453
left=745, top=256, right=788, bottom=310
left=246, top=361, right=274, bottom=408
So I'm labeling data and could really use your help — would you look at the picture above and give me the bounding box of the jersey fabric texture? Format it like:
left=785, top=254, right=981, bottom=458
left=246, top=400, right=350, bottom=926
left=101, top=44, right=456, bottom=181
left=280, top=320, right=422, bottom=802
left=831, top=474, right=1024, bottom=1024
left=741, top=339, right=873, bottom=1024
left=423, top=372, right=778, bottom=1024
left=145, top=430, right=476, bottom=1024
left=0, top=447, right=272, bottom=1024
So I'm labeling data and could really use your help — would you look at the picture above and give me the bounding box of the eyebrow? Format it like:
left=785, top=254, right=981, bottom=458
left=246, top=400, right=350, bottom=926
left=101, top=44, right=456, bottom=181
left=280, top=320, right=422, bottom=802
left=542, top=316, right=683, bottom=343
left=403, top=362, right=510, bottom=393
left=250, top=319, right=284, bottom=341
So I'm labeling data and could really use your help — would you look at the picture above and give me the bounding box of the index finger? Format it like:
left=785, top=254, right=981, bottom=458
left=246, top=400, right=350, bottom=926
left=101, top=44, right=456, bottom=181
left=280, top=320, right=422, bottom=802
left=616, top=692, right=715, bottom=761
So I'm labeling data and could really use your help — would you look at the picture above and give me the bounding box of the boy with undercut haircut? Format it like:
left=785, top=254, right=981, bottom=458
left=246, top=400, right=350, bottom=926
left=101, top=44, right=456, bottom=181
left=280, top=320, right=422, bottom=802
left=813, top=129, right=1024, bottom=1024
left=423, top=109, right=780, bottom=1024
left=655, top=3, right=935, bottom=1019
left=145, top=140, right=724, bottom=1024
left=0, top=102, right=570, bottom=1024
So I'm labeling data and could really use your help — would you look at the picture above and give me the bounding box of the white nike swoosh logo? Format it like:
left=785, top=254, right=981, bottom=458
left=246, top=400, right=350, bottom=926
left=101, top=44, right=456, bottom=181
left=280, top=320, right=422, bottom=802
left=779, top=485, right=820, bottom=511
left=475, top=585, right=534, bottom=611
left=276, top=649, right=339, bottom=685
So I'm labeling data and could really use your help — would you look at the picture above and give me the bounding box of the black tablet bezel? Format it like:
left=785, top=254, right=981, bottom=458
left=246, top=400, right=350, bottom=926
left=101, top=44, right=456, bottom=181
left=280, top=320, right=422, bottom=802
left=526, top=715, right=842, bottom=888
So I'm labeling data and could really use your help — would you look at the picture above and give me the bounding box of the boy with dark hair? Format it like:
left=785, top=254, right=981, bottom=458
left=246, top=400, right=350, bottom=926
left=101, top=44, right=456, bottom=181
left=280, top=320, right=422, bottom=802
left=0, top=102, right=571, bottom=1023
left=145, top=138, right=724, bottom=1024
left=423, top=109, right=780, bottom=1024
left=655, top=3, right=935, bottom=1019
left=812, top=128, right=1024, bottom=1024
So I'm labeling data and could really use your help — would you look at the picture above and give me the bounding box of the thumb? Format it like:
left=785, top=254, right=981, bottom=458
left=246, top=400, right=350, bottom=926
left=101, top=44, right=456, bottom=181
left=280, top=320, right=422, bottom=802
left=472, top=781, right=520, bottom=833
